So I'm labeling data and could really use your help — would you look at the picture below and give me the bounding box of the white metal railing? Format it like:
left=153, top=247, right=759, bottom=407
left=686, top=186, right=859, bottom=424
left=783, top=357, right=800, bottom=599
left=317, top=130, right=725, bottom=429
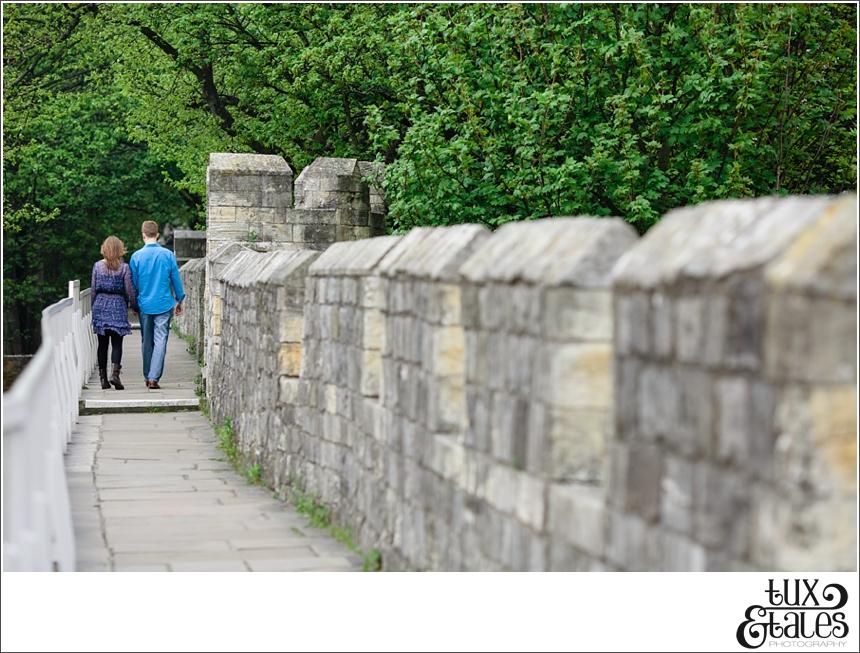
left=3, top=280, right=96, bottom=571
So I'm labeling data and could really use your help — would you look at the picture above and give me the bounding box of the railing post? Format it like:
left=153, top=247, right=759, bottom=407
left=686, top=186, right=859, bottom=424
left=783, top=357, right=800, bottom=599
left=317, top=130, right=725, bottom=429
left=68, top=280, right=79, bottom=307
left=68, top=280, right=84, bottom=387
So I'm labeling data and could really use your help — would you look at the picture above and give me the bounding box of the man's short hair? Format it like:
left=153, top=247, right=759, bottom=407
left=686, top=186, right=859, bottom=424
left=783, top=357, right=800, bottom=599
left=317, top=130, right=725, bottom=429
left=142, top=220, right=159, bottom=238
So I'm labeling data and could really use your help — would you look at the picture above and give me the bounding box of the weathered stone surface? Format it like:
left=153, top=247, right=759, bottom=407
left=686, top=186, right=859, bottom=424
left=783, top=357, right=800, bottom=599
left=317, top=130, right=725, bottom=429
left=612, top=195, right=834, bottom=289
left=544, top=288, right=612, bottom=341
left=186, top=172, right=855, bottom=573
left=310, top=236, right=402, bottom=277
left=547, top=484, right=606, bottom=557
left=209, top=152, right=294, bottom=176
left=460, top=217, right=637, bottom=287
left=609, top=194, right=856, bottom=572
left=380, top=224, right=490, bottom=281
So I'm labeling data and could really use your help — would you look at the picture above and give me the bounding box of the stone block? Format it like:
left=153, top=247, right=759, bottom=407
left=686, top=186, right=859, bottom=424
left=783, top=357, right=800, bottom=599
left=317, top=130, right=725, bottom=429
left=514, top=473, right=546, bottom=531
left=716, top=376, right=750, bottom=464
left=503, top=335, right=536, bottom=394
left=489, top=393, right=529, bottom=467
left=809, top=385, right=856, bottom=492
left=544, top=288, right=612, bottom=341
left=547, top=484, right=606, bottom=557
left=432, top=325, right=465, bottom=378
left=234, top=206, right=278, bottom=223
left=621, top=441, right=662, bottom=522
left=279, top=315, right=304, bottom=343
left=547, top=540, right=592, bottom=571
left=692, top=464, right=750, bottom=557
left=605, top=509, right=660, bottom=570
left=524, top=401, right=548, bottom=476
left=460, top=284, right=481, bottom=329
left=675, top=295, right=704, bottom=363
left=465, top=330, right=489, bottom=385
left=637, top=364, right=680, bottom=441
left=431, top=284, right=459, bottom=327
left=437, top=375, right=466, bottom=432
left=660, top=454, right=694, bottom=535
left=481, top=462, right=519, bottom=516
left=363, top=309, right=384, bottom=349
left=613, top=356, right=639, bottom=440
left=723, top=276, right=765, bottom=370
left=208, top=206, right=236, bottom=223
left=478, top=284, right=505, bottom=331
left=547, top=343, right=612, bottom=410
left=659, top=531, right=707, bottom=571
left=304, top=223, right=339, bottom=245
left=208, top=190, right=261, bottom=207
left=279, top=376, right=300, bottom=405
left=750, top=483, right=856, bottom=571
left=260, top=190, right=292, bottom=209
left=361, top=350, right=382, bottom=397
left=361, top=277, right=385, bottom=309
left=548, top=406, right=608, bottom=482
left=650, top=291, right=673, bottom=358
left=428, top=435, right=466, bottom=487
left=465, top=387, right=491, bottom=453
left=278, top=343, right=302, bottom=377
left=665, top=367, right=713, bottom=457
left=614, top=292, right=650, bottom=356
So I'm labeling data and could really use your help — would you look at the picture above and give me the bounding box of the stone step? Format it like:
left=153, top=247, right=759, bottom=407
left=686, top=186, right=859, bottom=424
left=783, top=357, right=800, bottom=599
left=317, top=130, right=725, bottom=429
left=79, top=398, right=200, bottom=414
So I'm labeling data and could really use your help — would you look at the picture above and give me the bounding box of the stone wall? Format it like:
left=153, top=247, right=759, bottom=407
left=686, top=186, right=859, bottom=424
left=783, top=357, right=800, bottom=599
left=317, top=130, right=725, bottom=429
left=202, top=153, right=386, bottom=389
left=178, top=176, right=856, bottom=570
left=209, top=248, right=320, bottom=481
left=173, top=229, right=207, bottom=267
left=176, top=257, right=206, bottom=362
left=610, top=194, right=856, bottom=571
left=295, top=236, right=403, bottom=551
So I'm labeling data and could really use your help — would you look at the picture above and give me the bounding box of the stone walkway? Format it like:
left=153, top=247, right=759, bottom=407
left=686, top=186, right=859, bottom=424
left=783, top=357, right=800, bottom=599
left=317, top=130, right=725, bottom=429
left=65, top=333, right=361, bottom=571
left=79, top=328, right=199, bottom=411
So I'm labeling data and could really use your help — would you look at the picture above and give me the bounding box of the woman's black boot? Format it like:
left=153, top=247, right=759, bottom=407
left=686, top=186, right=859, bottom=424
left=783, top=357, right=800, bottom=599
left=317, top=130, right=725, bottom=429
left=109, top=364, right=124, bottom=390
left=99, top=367, right=111, bottom=389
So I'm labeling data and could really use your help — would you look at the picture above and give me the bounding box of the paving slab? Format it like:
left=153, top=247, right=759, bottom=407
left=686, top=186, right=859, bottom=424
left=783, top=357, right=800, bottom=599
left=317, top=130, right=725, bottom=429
left=65, top=336, right=360, bottom=572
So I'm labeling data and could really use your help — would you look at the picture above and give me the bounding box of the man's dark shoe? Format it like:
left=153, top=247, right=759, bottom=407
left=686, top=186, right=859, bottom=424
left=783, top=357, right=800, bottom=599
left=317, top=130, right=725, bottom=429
left=147, top=380, right=161, bottom=390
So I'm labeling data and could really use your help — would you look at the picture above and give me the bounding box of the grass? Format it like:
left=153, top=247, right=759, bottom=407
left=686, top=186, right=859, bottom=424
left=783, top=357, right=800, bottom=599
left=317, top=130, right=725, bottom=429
left=245, top=463, right=263, bottom=485
left=172, top=322, right=204, bottom=367
left=193, top=372, right=210, bottom=417
left=212, top=417, right=382, bottom=570
left=289, top=484, right=382, bottom=572
left=215, top=417, right=265, bottom=488
left=215, top=418, right=239, bottom=467
left=192, top=344, right=377, bottom=570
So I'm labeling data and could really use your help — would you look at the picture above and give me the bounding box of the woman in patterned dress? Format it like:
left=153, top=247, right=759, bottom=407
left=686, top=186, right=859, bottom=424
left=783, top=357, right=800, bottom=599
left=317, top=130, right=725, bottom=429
left=91, top=236, right=137, bottom=390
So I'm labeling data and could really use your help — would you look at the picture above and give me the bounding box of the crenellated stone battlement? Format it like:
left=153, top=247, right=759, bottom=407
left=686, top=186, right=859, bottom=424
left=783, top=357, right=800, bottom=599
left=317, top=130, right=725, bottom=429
left=177, top=152, right=856, bottom=571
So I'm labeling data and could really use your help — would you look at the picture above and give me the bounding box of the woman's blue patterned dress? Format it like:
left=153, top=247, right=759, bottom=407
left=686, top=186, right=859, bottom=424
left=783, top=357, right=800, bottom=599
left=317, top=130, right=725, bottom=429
left=91, top=260, right=137, bottom=336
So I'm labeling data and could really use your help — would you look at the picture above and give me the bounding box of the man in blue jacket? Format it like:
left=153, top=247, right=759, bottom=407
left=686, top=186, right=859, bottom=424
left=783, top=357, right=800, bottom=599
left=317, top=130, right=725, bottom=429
left=130, top=220, right=185, bottom=389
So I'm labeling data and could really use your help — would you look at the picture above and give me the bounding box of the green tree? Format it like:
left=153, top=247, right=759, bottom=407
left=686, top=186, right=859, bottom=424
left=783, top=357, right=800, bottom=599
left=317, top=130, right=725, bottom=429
left=102, top=2, right=404, bottom=198
left=99, top=3, right=855, bottom=233
left=373, top=3, right=856, bottom=231
left=3, top=4, right=196, bottom=352
left=3, top=3, right=855, bottom=351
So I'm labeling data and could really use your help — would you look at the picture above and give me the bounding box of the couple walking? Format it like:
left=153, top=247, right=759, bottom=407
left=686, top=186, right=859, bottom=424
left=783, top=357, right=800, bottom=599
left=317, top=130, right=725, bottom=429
left=90, top=221, right=185, bottom=390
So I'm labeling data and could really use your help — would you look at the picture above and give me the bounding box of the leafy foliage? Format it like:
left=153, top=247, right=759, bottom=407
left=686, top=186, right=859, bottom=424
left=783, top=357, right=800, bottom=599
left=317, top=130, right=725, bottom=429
left=96, top=3, right=856, bottom=232
left=377, top=4, right=856, bottom=231
left=3, top=3, right=855, bottom=350
left=3, top=4, right=197, bottom=351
